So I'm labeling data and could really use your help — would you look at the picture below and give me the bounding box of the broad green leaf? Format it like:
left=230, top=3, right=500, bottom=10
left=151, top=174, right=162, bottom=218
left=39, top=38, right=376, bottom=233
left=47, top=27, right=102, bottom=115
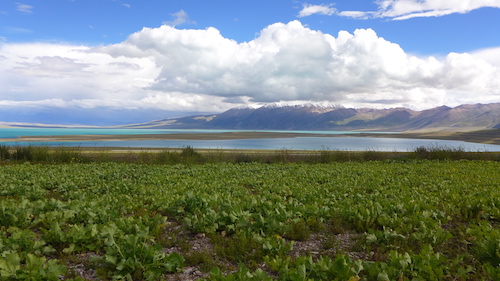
left=0, top=252, right=21, bottom=278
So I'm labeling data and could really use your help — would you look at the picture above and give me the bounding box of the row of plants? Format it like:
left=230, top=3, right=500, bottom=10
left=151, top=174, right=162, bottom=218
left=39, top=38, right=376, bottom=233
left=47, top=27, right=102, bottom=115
left=1, top=144, right=499, bottom=164
left=0, top=160, right=498, bottom=280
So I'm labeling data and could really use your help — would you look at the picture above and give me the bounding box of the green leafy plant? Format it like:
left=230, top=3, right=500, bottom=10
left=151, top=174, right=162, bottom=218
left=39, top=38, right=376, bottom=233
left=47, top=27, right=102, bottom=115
left=94, top=225, right=184, bottom=280
left=0, top=251, right=66, bottom=281
left=0, top=160, right=499, bottom=279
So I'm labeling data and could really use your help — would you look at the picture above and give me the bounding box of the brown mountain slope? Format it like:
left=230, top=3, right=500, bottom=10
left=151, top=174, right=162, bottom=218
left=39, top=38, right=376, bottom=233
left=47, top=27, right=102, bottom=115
left=125, top=103, right=500, bottom=132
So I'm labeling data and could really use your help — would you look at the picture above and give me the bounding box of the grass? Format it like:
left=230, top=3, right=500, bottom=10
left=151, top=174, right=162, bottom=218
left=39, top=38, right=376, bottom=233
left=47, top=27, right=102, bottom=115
left=1, top=144, right=499, bottom=164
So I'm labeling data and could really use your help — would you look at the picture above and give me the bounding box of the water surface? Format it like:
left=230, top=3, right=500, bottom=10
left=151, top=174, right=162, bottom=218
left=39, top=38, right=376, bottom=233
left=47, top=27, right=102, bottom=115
left=1, top=128, right=498, bottom=152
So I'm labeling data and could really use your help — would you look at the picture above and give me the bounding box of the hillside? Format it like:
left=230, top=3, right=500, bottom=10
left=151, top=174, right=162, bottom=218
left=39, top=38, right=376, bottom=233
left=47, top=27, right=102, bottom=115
left=125, top=103, right=500, bottom=132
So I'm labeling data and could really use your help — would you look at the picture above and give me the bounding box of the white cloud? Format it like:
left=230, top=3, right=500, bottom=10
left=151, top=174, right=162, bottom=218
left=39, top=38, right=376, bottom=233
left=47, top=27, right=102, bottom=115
left=0, top=43, right=160, bottom=101
left=0, top=20, right=499, bottom=119
left=337, top=10, right=372, bottom=19
left=16, top=3, right=33, bottom=14
left=4, top=27, right=33, bottom=34
left=95, top=21, right=500, bottom=109
left=472, top=47, right=500, bottom=67
left=339, top=0, right=500, bottom=20
left=163, top=10, right=196, bottom=27
left=298, top=3, right=336, bottom=17
left=110, top=0, right=131, bottom=9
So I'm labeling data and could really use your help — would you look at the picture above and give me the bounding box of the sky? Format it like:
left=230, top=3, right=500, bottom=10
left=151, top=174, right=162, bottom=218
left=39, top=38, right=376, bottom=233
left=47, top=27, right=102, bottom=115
left=1, top=0, right=500, bottom=125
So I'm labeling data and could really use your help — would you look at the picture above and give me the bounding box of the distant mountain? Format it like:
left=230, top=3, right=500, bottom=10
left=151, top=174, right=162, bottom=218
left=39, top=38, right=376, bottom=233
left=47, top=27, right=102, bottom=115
left=124, top=103, right=500, bottom=132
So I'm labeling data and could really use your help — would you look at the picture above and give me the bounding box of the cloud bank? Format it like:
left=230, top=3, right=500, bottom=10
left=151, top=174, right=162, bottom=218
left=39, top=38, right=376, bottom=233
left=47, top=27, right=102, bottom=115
left=1, top=21, right=499, bottom=124
left=338, top=0, right=500, bottom=20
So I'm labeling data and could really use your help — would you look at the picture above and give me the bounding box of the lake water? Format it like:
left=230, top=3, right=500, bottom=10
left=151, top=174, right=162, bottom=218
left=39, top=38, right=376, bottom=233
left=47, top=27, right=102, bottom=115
left=1, top=128, right=499, bottom=152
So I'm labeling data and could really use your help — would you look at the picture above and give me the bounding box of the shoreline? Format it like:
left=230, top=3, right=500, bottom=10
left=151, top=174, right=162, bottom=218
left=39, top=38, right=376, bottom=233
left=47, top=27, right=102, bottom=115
left=0, top=129, right=499, bottom=145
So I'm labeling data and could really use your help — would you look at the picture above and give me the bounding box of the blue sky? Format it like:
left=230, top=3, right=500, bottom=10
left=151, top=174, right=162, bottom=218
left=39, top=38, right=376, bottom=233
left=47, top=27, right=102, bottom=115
left=1, top=0, right=500, bottom=125
left=3, top=1, right=500, bottom=54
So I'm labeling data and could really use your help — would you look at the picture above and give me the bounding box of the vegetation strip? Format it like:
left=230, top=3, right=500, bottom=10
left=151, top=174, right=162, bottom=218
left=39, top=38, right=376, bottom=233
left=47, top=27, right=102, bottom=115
left=2, top=144, right=500, bottom=163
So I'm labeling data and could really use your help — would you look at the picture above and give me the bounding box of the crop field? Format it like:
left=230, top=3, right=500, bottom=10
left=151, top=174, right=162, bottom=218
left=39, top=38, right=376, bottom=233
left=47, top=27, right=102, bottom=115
left=0, top=160, right=499, bottom=280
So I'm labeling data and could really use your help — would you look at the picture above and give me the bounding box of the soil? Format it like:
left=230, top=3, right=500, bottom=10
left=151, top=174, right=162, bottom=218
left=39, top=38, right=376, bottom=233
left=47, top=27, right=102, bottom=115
left=63, top=221, right=368, bottom=280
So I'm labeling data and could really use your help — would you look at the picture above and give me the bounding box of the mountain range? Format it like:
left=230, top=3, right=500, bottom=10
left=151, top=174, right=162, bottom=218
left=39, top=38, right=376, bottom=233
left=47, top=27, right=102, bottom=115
left=124, top=103, right=500, bottom=132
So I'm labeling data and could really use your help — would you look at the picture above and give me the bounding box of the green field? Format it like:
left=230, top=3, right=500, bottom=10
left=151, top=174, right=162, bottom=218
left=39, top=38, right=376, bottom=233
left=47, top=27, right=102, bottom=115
left=0, top=160, right=499, bottom=280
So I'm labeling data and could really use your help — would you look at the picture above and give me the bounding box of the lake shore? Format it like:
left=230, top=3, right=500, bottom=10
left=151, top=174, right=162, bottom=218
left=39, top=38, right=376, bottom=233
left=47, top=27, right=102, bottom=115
left=2, top=129, right=499, bottom=145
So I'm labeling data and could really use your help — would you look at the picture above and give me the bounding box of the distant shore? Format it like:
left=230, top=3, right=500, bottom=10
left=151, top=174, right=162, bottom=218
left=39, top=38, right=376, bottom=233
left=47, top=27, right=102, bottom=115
left=2, top=129, right=499, bottom=145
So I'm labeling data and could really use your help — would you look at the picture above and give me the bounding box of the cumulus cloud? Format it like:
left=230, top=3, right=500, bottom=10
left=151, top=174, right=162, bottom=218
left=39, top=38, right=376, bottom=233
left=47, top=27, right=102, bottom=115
left=298, top=3, right=336, bottom=17
left=0, top=21, right=499, bottom=121
left=339, top=0, right=500, bottom=20
left=472, top=47, right=500, bottom=67
left=95, top=21, right=500, bottom=109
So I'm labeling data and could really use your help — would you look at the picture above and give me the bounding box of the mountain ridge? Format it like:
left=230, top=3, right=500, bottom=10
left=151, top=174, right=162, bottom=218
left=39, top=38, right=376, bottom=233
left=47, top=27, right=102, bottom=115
left=124, top=103, right=500, bottom=132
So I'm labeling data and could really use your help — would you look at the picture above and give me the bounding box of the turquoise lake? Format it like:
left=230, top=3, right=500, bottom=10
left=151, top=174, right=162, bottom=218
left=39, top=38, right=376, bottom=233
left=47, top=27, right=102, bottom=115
left=1, top=128, right=499, bottom=152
